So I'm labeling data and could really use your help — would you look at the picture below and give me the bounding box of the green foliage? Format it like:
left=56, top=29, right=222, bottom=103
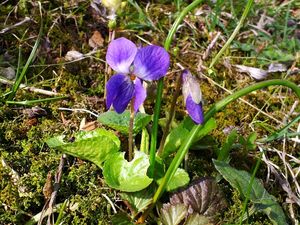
left=185, top=214, right=212, bottom=225
left=217, top=129, right=238, bottom=161
left=239, top=132, right=257, bottom=151
left=157, top=168, right=190, bottom=192
left=98, top=110, right=152, bottom=135
left=160, top=203, right=187, bottom=225
left=103, top=151, right=152, bottom=192
left=46, top=128, right=120, bottom=168
left=120, top=186, right=153, bottom=217
left=162, top=122, right=189, bottom=158
left=111, top=213, right=136, bottom=225
left=162, top=118, right=217, bottom=158
left=213, top=160, right=288, bottom=225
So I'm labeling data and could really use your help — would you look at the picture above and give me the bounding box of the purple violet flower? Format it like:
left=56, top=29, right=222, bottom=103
left=182, top=70, right=204, bottom=124
left=106, top=37, right=170, bottom=113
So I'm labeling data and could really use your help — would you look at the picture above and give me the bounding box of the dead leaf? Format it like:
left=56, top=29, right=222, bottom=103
left=169, top=177, right=227, bottom=216
left=268, top=63, right=287, bottom=73
left=235, top=65, right=268, bottom=80
left=65, top=50, right=84, bottom=61
left=89, top=30, right=104, bottom=48
left=0, top=67, right=15, bottom=80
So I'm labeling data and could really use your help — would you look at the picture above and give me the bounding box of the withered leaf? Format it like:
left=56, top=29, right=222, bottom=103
left=169, top=177, right=227, bottom=216
left=89, top=30, right=104, bottom=48
left=235, top=65, right=268, bottom=80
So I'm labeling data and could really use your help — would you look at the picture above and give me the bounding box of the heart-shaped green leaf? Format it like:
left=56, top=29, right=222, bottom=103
left=98, top=110, right=152, bottom=135
left=46, top=128, right=120, bottom=168
left=103, top=151, right=152, bottom=192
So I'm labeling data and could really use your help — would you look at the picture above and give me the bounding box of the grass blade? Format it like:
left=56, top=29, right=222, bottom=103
left=7, top=2, right=43, bottom=101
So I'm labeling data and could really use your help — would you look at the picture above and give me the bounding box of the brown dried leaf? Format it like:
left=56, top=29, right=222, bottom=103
left=89, top=30, right=104, bottom=48
left=169, top=177, right=227, bottom=216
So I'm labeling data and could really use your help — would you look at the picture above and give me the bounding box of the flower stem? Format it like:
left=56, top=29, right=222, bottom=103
left=128, top=99, right=135, bottom=161
left=104, top=29, right=115, bottom=99
left=152, top=79, right=300, bottom=205
left=157, top=73, right=182, bottom=155
left=148, top=0, right=204, bottom=177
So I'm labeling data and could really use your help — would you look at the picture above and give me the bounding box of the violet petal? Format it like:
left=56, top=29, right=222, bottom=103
left=106, top=37, right=137, bottom=74
left=106, top=74, right=123, bottom=109
left=186, top=95, right=204, bottom=124
left=106, top=74, right=135, bottom=113
left=133, top=78, right=146, bottom=112
left=133, top=45, right=170, bottom=81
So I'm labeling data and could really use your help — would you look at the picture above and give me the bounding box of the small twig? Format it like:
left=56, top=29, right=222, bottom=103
left=101, top=194, right=117, bottom=214
left=58, top=107, right=99, bottom=118
left=28, top=203, right=64, bottom=225
left=202, top=32, right=221, bottom=60
left=128, top=100, right=135, bottom=161
left=0, top=77, right=59, bottom=96
left=0, top=17, right=32, bottom=34
left=0, top=0, right=9, bottom=6
left=47, top=154, right=66, bottom=225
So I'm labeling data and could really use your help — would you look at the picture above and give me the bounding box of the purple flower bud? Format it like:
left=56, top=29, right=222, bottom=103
left=182, top=70, right=204, bottom=124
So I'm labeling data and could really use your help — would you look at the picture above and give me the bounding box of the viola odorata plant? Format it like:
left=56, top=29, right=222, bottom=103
left=106, top=37, right=170, bottom=113
left=182, top=70, right=204, bottom=124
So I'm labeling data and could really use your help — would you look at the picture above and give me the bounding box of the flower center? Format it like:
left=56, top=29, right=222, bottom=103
left=130, top=74, right=136, bottom=81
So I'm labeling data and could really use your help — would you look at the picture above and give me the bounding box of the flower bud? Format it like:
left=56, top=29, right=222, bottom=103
left=182, top=70, right=204, bottom=124
left=102, top=0, right=122, bottom=11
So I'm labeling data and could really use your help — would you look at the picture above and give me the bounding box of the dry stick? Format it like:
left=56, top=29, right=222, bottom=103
left=0, top=17, right=32, bottom=34
left=157, top=73, right=182, bottom=155
left=47, top=154, right=66, bottom=225
left=0, top=77, right=59, bottom=96
left=128, top=99, right=135, bottom=161
left=202, top=31, right=221, bottom=60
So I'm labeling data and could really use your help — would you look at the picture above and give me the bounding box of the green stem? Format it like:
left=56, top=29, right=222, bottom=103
left=209, top=0, right=254, bottom=68
left=128, top=99, right=135, bottom=161
left=148, top=0, right=204, bottom=177
left=152, top=79, right=300, bottom=204
left=157, top=73, right=182, bottom=155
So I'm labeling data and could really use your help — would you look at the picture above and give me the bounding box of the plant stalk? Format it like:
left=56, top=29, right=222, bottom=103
left=148, top=0, right=204, bottom=177
left=128, top=99, right=135, bottom=161
left=157, top=73, right=182, bottom=155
